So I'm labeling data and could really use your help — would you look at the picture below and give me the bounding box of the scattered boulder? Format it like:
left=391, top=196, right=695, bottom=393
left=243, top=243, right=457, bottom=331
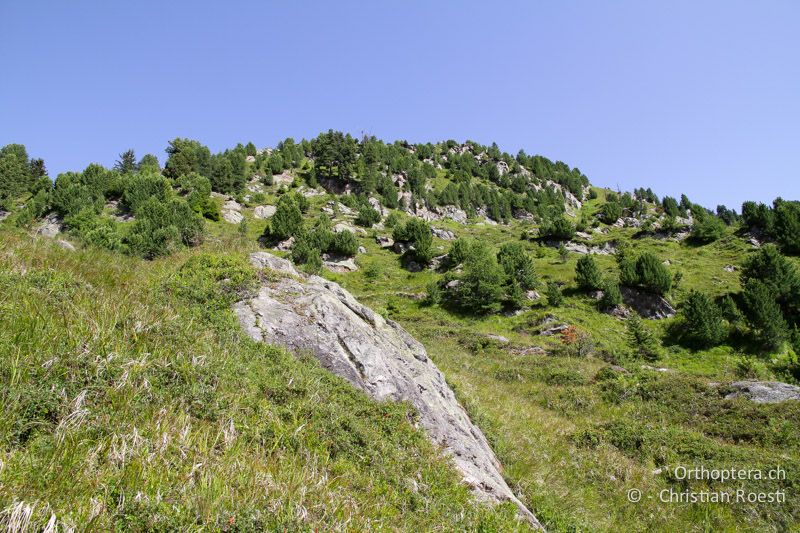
left=526, top=290, right=541, bottom=301
left=723, top=265, right=736, bottom=273
left=36, top=213, right=62, bottom=238
left=429, top=254, right=448, bottom=271
left=376, top=236, right=394, bottom=248
left=496, top=161, right=509, bottom=176
left=540, top=324, right=570, bottom=336
left=273, top=237, right=295, bottom=251
left=0, top=210, right=9, bottom=222
left=608, top=305, right=632, bottom=319
left=246, top=177, right=265, bottom=193
left=725, top=381, right=800, bottom=404
left=322, top=256, right=359, bottom=273
left=445, top=279, right=462, bottom=290
left=56, top=239, right=76, bottom=251
left=233, top=252, right=541, bottom=527
left=245, top=155, right=256, bottom=163
left=431, top=227, right=456, bottom=241
left=299, top=186, right=324, bottom=197
left=273, top=172, right=294, bottom=186
left=357, top=246, right=367, bottom=254
left=222, top=209, right=244, bottom=224
left=620, top=286, right=675, bottom=319
left=434, top=205, right=468, bottom=224
left=393, top=241, right=412, bottom=255
left=222, top=200, right=244, bottom=224
left=253, top=205, right=277, bottom=219
left=333, top=222, right=366, bottom=235
left=486, top=334, right=510, bottom=344
left=514, top=346, right=547, bottom=356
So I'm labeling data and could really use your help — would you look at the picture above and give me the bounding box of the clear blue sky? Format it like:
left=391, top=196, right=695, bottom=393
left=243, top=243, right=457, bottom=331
left=1, top=1, right=798, bottom=209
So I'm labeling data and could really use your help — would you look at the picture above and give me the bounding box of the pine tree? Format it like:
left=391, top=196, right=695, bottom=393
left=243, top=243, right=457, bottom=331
left=575, top=255, right=603, bottom=291
left=681, top=290, right=727, bottom=347
left=114, top=149, right=138, bottom=174
left=626, top=314, right=660, bottom=361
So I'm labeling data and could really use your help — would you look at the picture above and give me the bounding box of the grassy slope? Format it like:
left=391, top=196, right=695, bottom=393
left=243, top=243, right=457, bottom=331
left=310, top=191, right=799, bottom=532
left=4, top=177, right=799, bottom=531
left=0, top=228, right=527, bottom=531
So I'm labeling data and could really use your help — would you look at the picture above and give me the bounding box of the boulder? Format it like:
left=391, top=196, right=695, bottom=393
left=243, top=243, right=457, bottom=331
left=392, top=241, right=412, bottom=254
left=245, top=155, right=256, bottom=163
left=333, top=222, right=366, bottom=235
left=0, top=210, right=9, bottom=222
left=376, top=236, right=394, bottom=248
left=56, top=239, right=76, bottom=251
left=431, top=227, right=456, bottom=241
left=723, top=265, right=736, bottom=273
left=357, top=246, right=367, bottom=254
left=253, top=205, right=277, bottom=219
left=725, top=381, right=800, bottom=404
left=526, top=290, right=541, bottom=301
left=223, top=200, right=242, bottom=212
left=323, top=257, right=359, bottom=273
left=273, top=237, right=295, bottom=251
left=620, top=286, right=675, bottom=319
left=234, top=252, right=540, bottom=527
left=273, top=172, right=294, bottom=186
left=435, top=205, right=468, bottom=224
left=486, top=334, right=510, bottom=344
left=222, top=210, right=244, bottom=224
left=36, top=213, right=62, bottom=238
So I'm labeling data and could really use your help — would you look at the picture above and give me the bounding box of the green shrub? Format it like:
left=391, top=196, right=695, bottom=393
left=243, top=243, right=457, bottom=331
left=546, top=282, right=563, bottom=307
left=393, top=218, right=433, bottom=264
left=267, top=194, right=303, bottom=241
left=690, top=214, right=726, bottom=243
left=331, top=230, right=359, bottom=257
left=497, top=242, right=537, bottom=290
left=125, top=197, right=204, bottom=258
left=575, top=255, right=603, bottom=291
left=122, top=172, right=172, bottom=214
left=680, top=290, right=727, bottom=347
left=599, top=279, right=622, bottom=310
left=626, top=315, right=660, bottom=361
left=355, top=203, right=381, bottom=227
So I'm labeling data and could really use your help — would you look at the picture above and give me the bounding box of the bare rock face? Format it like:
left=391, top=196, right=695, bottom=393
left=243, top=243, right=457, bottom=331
left=253, top=205, right=276, bottom=219
left=234, top=252, right=541, bottom=528
left=620, top=286, right=675, bottom=319
left=37, top=213, right=63, bottom=238
left=725, top=381, right=800, bottom=404
left=431, top=227, right=456, bottom=241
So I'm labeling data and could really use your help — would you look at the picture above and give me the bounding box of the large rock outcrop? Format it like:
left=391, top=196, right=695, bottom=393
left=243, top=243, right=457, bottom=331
left=620, top=286, right=676, bottom=319
left=234, top=252, right=541, bottom=528
left=725, top=381, right=800, bottom=404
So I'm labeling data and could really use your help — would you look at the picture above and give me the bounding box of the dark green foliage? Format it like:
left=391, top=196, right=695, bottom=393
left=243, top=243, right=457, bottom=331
left=291, top=234, right=320, bottom=265
left=355, top=203, right=381, bottom=227
left=125, top=197, right=204, bottom=258
left=331, top=230, right=359, bottom=257
left=601, top=201, right=622, bottom=224
left=65, top=208, right=124, bottom=252
left=122, top=172, right=171, bottom=214
left=619, top=250, right=671, bottom=294
left=598, top=279, right=622, bottom=310
left=742, top=279, right=789, bottom=349
left=690, top=213, right=725, bottom=243
left=741, top=201, right=774, bottom=234
left=773, top=199, right=800, bottom=254
left=497, top=242, right=537, bottom=290
left=545, top=282, right=563, bottom=307
left=164, top=138, right=212, bottom=181
left=14, top=190, right=51, bottom=227
left=626, top=315, right=659, bottom=361
left=210, top=149, right=247, bottom=194
left=661, top=196, right=680, bottom=217
left=739, top=245, right=800, bottom=349
left=267, top=194, right=303, bottom=241
left=447, top=238, right=471, bottom=267
left=311, top=130, right=358, bottom=180
left=575, top=255, right=603, bottom=291
left=450, top=242, right=506, bottom=314
left=0, top=144, right=38, bottom=204
left=393, top=218, right=433, bottom=264
left=137, top=153, right=160, bottom=173
left=51, top=172, right=104, bottom=219
left=680, top=290, right=727, bottom=347
left=539, top=216, right=575, bottom=240
left=176, top=172, right=220, bottom=221
left=114, top=149, right=138, bottom=174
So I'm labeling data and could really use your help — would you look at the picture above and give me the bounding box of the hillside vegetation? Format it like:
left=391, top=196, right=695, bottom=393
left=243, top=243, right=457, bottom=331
left=1, top=133, right=799, bottom=531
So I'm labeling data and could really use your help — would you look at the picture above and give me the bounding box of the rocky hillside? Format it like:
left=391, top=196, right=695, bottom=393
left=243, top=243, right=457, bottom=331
left=2, top=134, right=800, bottom=531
